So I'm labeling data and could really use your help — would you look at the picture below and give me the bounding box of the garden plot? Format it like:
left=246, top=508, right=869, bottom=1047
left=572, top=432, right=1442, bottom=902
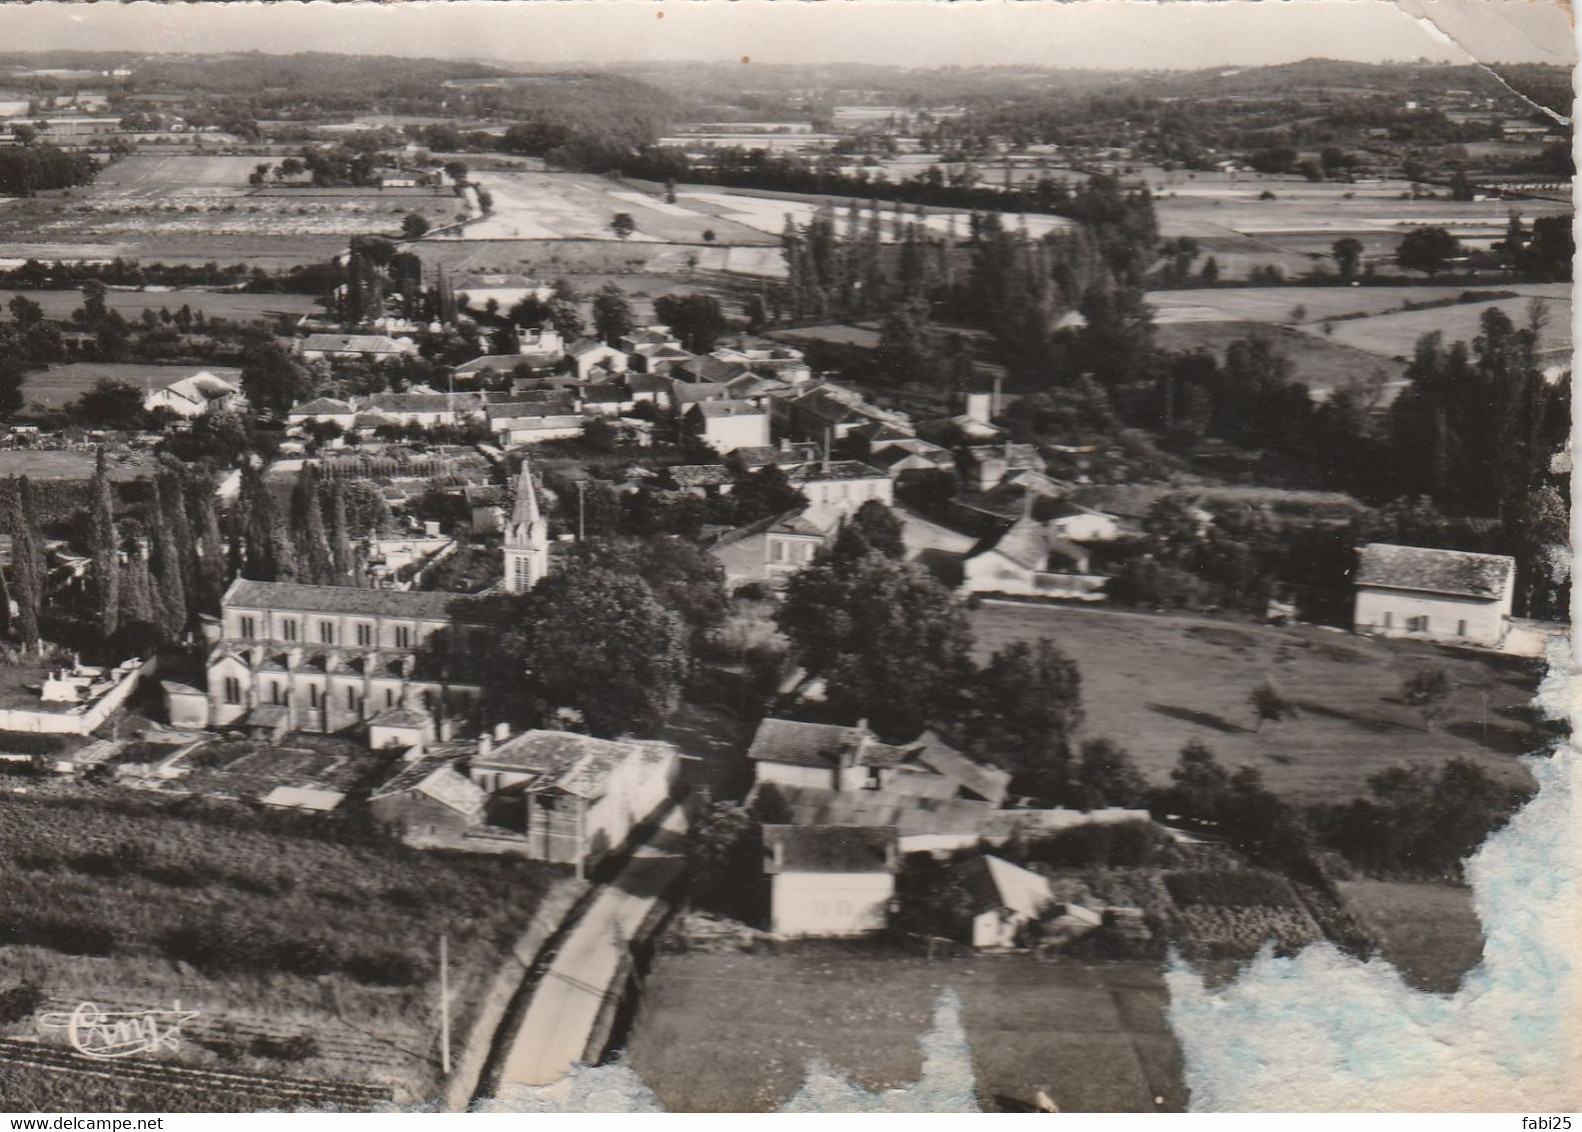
left=626, top=949, right=1185, bottom=1112
left=0, top=792, right=563, bottom=1106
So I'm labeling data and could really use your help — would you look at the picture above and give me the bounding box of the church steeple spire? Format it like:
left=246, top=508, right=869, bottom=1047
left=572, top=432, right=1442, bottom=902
left=503, top=457, right=548, bottom=593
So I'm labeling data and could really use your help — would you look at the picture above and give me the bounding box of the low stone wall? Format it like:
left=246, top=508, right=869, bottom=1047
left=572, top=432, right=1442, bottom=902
left=0, top=656, right=155, bottom=736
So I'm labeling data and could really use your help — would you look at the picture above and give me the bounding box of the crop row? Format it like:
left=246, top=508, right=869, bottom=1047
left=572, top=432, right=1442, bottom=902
left=0, top=1037, right=393, bottom=1111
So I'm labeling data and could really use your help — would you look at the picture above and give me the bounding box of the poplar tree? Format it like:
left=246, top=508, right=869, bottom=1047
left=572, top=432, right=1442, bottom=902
left=89, top=447, right=119, bottom=640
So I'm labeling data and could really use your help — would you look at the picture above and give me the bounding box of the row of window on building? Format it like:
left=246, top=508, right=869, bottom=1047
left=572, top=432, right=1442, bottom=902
left=1380, top=612, right=1467, bottom=635
left=236, top=614, right=419, bottom=650
left=220, top=677, right=456, bottom=713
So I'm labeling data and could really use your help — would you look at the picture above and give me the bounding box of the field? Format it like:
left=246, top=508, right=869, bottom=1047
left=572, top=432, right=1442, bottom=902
left=967, top=604, right=1541, bottom=806
left=94, top=156, right=276, bottom=188
left=444, top=171, right=1084, bottom=248
left=1150, top=177, right=1571, bottom=280
left=1146, top=283, right=1571, bottom=327
left=0, top=447, right=161, bottom=482
left=1337, top=881, right=1485, bottom=993
left=450, top=172, right=775, bottom=245
left=1299, top=294, right=1572, bottom=360
left=22, top=361, right=243, bottom=413
left=0, top=288, right=319, bottom=323
left=0, top=155, right=465, bottom=269
left=0, top=791, right=564, bottom=1107
left=624, top=948, right=1184, bottom=1113
left=1152, top=320, right=1409, bottom=400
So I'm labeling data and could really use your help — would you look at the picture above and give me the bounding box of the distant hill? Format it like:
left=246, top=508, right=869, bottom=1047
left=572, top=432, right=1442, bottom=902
left=0, top=50, right=511, bottom=97
left=1118, top=58, right=1571, bottom=117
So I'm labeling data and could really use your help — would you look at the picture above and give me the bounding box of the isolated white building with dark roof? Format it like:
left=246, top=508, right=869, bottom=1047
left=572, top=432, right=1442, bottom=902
left=1352, top=542, right=1517, bottom=647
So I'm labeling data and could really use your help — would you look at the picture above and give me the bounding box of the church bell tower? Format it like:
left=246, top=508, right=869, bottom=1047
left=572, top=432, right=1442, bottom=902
left=503, top=458, right=548, bottom=593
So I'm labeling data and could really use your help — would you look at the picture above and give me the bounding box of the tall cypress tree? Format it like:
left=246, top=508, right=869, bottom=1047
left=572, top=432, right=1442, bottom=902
left=90, top=447, right=119, bottom=640
left=10, top=477, right=45, bottom=652
left=161, top=473, right=197, bottom=625
left=238, top=464, right=277, bottom=581
left=327, top=477, right=356, bottom=587
left=291, top=464, right=333, bottom=585
left=0, top=535, right=12, bottom=640
left=193, top=489, right=226, bottom=614
left=147, top=479, right=187, bottom=640
left=118, top=532, right=156, bottom=634
left=270, top=512, right=300, bottom=583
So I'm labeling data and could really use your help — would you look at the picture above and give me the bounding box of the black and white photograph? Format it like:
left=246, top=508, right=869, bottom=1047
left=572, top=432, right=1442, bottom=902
left=0, top=0, right=1572, bottom=1116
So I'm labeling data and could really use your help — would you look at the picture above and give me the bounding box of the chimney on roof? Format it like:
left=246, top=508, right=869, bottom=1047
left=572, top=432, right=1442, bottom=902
left=493, top=721, right=510, bottom=742
left=477, top=733, right=492, bottom=759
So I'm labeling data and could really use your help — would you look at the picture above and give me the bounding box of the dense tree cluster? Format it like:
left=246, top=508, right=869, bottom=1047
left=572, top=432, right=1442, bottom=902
left=0, top=145, right=98, bottom=196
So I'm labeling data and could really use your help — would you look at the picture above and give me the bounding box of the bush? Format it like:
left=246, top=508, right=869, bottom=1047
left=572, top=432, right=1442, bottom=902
left=3, top=917, right=117, bottom=957
left=270, top=936, right=345, bottom=978
left=1164, top=869, right=1300, bottom=908
left=0, top=983, right=44, bottom=1024
left=249, top=1033, right=320, bottom=1062
left=344, top=949, right=426, bottom=987
left=1021, top=821, right=1168, bottom=869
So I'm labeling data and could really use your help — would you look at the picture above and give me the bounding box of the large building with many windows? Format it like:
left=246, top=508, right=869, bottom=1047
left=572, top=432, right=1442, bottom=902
left=165, top=579, right=489, bottom=739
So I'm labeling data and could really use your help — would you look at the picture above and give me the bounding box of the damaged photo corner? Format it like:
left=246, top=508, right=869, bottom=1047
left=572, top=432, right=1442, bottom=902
left=0, top=0, right=1573, bottom=1120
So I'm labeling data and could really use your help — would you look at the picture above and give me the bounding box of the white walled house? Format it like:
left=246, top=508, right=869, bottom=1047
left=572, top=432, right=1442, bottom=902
left=706, top=509, right=827, bottom=589
left=467, top=730, right=681, bottom=870
left=298, top=334, right=416, bottom=362
left=286, top=397, right=357, bottom=430
left=1353, top=543, right=1516, bottom=648
left=747, top=718, right=1009, bottom=806
left=952, top=854, right=1056, bottom=949
left=789, top=461, right=894, bottom=528
left=567, top=339, right=630, bottom=381
left=1043, top=500, right=1125, bottom=543
left=686, top=400, right=770, bottom=454
left=763, top=824, right=899, bottom=937
left=144, top=369, right=245, bottom=418
left=961, top=516, right=1108, bottom=601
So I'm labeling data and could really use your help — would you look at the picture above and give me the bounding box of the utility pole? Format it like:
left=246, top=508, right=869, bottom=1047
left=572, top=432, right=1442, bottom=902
left=576, top=479, right=587, bottom=541
left=438, top=934, right=451, bottom=1076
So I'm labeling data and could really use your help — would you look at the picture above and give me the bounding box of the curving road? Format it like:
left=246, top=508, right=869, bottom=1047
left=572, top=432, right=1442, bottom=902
left=491, top=805, right=689, bottom=1090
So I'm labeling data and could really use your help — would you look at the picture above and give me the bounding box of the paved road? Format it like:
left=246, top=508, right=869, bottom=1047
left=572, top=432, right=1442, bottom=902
left=492, top=805, right=689, bottom=1089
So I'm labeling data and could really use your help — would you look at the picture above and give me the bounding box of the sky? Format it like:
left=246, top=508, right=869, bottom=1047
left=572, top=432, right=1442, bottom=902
left=0, top=0, right=1573, bottom=71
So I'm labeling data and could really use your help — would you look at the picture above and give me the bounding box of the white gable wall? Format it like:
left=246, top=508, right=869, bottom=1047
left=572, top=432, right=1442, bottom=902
left=771, top=871, right=894, bottom=936
left=1354, top=586, right=1508, bottom=646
